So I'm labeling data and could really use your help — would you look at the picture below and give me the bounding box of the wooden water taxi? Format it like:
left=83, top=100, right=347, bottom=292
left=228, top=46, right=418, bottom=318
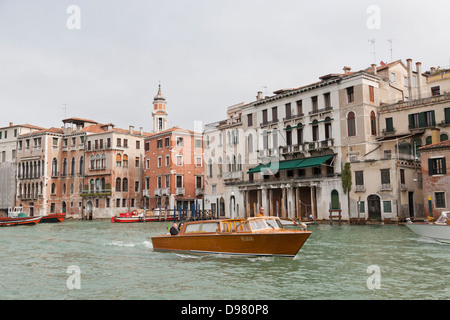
left=111, top=209, right=180, bottom=223
left=151, top=216, right=311, bottom=258
left=40, top=213, right=66, bottom=223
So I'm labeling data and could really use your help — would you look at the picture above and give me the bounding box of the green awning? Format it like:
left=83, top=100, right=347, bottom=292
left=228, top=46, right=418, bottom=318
left=247, top=155, right=334, bottom=174
left=295, top=155, right=333, bottom=168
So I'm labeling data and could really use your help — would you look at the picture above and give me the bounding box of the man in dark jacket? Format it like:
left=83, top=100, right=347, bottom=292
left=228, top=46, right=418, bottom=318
left=170, top=223, right=178, bottom=235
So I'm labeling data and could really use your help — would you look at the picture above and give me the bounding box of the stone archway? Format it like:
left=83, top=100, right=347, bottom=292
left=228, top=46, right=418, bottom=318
left=367, top=194, right=381, bottom=221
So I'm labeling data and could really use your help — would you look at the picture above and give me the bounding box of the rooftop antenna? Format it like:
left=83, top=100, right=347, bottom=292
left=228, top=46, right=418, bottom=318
left=368, top=39, right=376, bottom=64
left=387, top=39, right=393, bottom=61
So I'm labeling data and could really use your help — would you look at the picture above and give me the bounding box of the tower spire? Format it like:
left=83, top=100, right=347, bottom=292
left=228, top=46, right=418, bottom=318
left=152, top=83, right=168, bottom=133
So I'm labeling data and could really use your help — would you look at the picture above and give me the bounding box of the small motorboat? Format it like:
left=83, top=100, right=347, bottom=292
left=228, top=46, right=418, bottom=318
left=40, top=213, right=66, bottom=223
left=111, top=209, right=180, bottom=223
left=0, top=216, right=42, bottom=227
left=151, top=216, right=312, bottom=258
left=405, top=211, right=450, bottom=243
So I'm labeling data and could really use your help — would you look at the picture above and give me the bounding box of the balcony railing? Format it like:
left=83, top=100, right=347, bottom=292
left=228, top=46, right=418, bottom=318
left=175, top=188, right=185, bottom=195
left=80, top=189, right=112, bottom=197
left=308, top=106, right=333, bottom=116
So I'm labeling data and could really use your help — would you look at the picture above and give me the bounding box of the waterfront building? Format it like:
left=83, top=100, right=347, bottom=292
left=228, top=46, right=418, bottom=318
left=16, top=117, right=150, bottom=219
left=419, top=133, right=449, bottom=218
left=0, top=123, right=43, bottom=213
left=143, top=86, right=205, bottom=213
left=204, top=58, right=447, bottom=222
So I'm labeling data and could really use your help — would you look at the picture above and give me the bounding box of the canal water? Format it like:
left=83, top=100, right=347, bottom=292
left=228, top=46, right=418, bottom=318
left=0, top=220, right=448, bottom=300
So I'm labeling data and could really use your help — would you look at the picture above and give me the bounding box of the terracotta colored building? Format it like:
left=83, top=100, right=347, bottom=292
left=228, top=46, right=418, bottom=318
left=143, top=86, right=204, bottom=212
left=419, top=130, right=449, bottom=218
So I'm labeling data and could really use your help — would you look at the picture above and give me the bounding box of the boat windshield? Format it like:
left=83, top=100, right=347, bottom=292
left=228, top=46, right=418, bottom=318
left=265, top=218, right=282, bottom=229
left=435, top=212, right=449, bottom=225
left=184, top=222, right=219, bottom=233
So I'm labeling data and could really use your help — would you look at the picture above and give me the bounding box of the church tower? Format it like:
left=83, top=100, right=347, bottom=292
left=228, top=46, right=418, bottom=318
left=152, top=84, right=168, bottom=133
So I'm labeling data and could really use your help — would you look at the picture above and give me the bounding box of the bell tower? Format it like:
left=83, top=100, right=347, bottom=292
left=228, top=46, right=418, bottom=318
left=152, top=84, right=168, bottom=133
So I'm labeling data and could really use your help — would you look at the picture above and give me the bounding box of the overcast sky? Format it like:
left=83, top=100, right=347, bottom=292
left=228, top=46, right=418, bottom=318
left=1, top=0, right=449, bottom=132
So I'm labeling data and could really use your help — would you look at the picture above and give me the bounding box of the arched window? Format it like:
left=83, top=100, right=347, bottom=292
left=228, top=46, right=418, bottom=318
left=324, top=118, right=332, bottom=139
left=296, top=125, right=303, bottom=144
left=63, top=183, right=67, bottom=194
left=115, top=178, right=121, bottom=191
left=247, top=134, right=253, bottom=153
left=370, top=111, right=377, bottom=135
left=347, top=112, right=356, bottom=136
left=123, top=154, right=128, bottom=167
left=425, top=136, right=432, bottom=145
left=263, top=130, right=269, bottom=149
left=412, top=138, right=422, bottom=158
left=70, top=183, right=74, bottom=194
left=272, top=128, right=278, bottom=149
left=122, top=178, right=128, bottom=192
left=79, top=156, right=84, bottom=175
left=226, top=156, right=231, bottom=172
left=312, top=120, right=319, bottom=141
left=441, top=133, right=449, bottom=141
left=237, top=154, right=242, bottom=171
left=101, top=178, right=106, bottom=190
left=207, top=158, right=213, bottom=178
left=217, top=157, right=223, bottom=177
left=62, top=158, right=67, bottom=176
left=90, top=179, right=94, bottom=191
left=116, top=154, right=122, bottom=167
left=52, top=158, right=58, bottom=176
left=71, top=157, right=76, bottom=176
left=90, top=155, right=95, bottom=169
left=101, top=154, right=106, bottom=169
left=285, top=126, right=292, bottom=146
left=96, top=154, right=101, bottom=169
left=51, top=183, right=56, bottom=194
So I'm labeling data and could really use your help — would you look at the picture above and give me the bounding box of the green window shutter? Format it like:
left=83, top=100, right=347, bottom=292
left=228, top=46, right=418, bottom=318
left=445, top=108, right=450, bottom=124
left=408, top=114, right=413, bottom=129
left=386, top=118, right=394, bottom=132
left=418, top=112, right=426, bottom=128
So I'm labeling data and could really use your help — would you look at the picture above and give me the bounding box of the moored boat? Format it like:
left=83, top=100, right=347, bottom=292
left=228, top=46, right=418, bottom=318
left=40, top=213, right=66, bottom=223
left=405, top=212, right=450, bottom=243
left=0, top=216, right=42, bottom=227
left=111, top=209, right=180, bottom=223
left=151, top=216, right=312, bottom=258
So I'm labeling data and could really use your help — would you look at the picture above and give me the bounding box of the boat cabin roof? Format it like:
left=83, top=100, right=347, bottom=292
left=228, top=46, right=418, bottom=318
left=179, top=216, right=285, bottom=235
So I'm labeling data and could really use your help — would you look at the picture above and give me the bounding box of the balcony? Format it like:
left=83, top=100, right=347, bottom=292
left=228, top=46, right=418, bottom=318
left=355, top=185, right=365, bottom=192
left=175, top=188, right=185, bottom=195
left=154, top=188, right=161, bottom=196
left=283, top=113, right=304, bottom=121
left=143, top=189, right=150, bottom=197
left=308, top=106, right=333, bottom=116
left=161, top=188, right=169, bottom=195
left=381, top=183, right=392, bottom=191
left=223, top=171, right=243, bottom=181
left=195, top=188, right=204, bottom=196
left=80, top=189, right=112, bottom=197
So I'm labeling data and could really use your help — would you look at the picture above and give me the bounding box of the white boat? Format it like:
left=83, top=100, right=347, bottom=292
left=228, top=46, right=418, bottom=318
left=405, top=212, right=450, bottom=243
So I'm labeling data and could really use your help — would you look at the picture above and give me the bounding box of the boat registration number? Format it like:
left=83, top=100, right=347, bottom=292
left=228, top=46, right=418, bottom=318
left=240, top=236, right=254, bottom=242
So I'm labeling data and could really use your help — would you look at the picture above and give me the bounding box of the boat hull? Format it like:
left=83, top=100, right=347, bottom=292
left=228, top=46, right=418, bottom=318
left=406, top=223, right=450, bottom=243
left=0, top=216, right=42, bottom=227
left=40, top=213, right=66, bottom=223
left=111, top=216, right=180, bottom=223
left=151, top=231, right=311, bottom=258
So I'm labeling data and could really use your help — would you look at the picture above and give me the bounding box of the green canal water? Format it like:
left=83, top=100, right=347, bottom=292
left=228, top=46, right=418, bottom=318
left=0, top=220, right=448, bottom=300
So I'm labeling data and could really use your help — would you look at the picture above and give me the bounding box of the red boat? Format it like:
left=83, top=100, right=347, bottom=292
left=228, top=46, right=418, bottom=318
left=111, top=209, right=180, bottom=223
left=0, top=216, right=42, bottom=227
left=40, top=213, right=66, bottom=223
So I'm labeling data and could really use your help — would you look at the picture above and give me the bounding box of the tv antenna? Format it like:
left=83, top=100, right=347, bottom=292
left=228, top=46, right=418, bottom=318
left=368, top=39, right=376, bottom=64
left=387, top=39, right=393, bottom=61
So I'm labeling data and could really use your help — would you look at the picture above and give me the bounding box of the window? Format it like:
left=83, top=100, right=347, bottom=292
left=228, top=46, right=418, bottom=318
left=247, top=134, right=253, bottom=153
left=157, top=156, right=162, bottom=167
left=135, top=181, right=140, bottom=192
left=355, top=171, right=364, bottom=186
left=285, top=103, right=291, bottom=119
left=195, top=139, right=202, bottom=149
left=324, top=118, right=332, bottom=139
left=196, top=176, right=202, bottom=189
left=165, top=175, right=170, bottom=188
left=207, top=158, right=213, bottom=178
left=165, top=155, right=170, bottom=166
left=296, top=100, right=303, bottom=116
left=391, top=72, right=396, bottom=82
left=383, top=201, right=392, bottom=213
left=435, top=192, right=446, bottom=208
left=311, top=96, right=318, bottom=111
left=409, top=111, right=435, bottom=129
left=176, top=155, right=183, bottom=166
left=385, top=118, right=394, bottom=133
left=165, top=137, right=170, bottom=147
left=247, top=113, right=253, bottom=126
left=123, top=139, right=128, bottom=148
left=428, top=157, right=446, bottom=175
left=297, top=126, right=303, bottom=144
left=272, top=107, right=278, bottom=122
left=157, top=139, right=163, bottom=149
left=122, top=178, right=128, bottom=192
left=122, top=154, right=128, bottom=167
left=324, top=93, right=331, bottom=108
left=312, top=120, right=319, bottom=141
left=445, top=108, right=450, bottom=124
left=117, top=138, right=121, bottom=147
left=176, top=137, right=183, bottom=147
left=176, top=175, right=183, bottom=188
left=400, top=169, right=405, bottom=185
left=370, top=111, right=376, bottom=135
left=195, top=156, right=202, bottom=167
left=145, top=142, right=150, bottom=151
left=431, top=86, right=440, bottom=96
left=346, top=87, right=354, bottom=103
left=404, top=76, right=409, bottom=87
left=262, top=109, right=268, bottom=124
left=381, top=169, right=390, bottom=185
left=115, top=178, right=121, bottom=191
left=369, top=85, right=374, bottom=102
left=347, top=112, right=356, bottom=136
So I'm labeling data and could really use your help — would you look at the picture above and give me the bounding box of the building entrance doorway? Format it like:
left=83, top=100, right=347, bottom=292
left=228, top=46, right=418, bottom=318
left=368, top=195, right=381, bottom=220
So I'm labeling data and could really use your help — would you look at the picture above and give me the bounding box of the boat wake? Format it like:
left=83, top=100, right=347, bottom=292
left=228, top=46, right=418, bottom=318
left=103, top=241, right=136, bottom=247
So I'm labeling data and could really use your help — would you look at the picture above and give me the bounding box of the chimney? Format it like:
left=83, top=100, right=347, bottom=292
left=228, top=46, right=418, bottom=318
left=416, top=62, right=422, bottom=99
left=129, top=125, right=134, bottom=134
left=9, top=122, right=13, bottom=127
left=431, top=128, right=440, bottom=145
left=371, top=64, right=377, bottom=74
left=256, top=91, right=263, bottom=101
left=343, top=66, right=351, bottom=73
left=140, top=127, right=143, bottom=136
left=406, top=58, right=413, bottom=98
left=430, top=67, right=436, bottom=75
